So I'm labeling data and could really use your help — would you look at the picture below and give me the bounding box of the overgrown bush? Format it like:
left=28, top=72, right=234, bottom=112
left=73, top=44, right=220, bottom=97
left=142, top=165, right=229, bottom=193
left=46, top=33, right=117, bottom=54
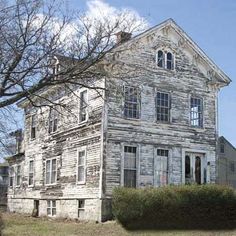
left=112, top=185, right=236, bottom=230
left=0, top=214, right=3, bottom=236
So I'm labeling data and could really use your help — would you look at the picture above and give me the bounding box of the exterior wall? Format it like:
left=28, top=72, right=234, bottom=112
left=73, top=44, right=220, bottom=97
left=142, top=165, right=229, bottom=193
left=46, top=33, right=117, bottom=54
left=217, top=137, right=236, bottom=188
left=103, top=28, right=218, bottom=197
left=8, top=80, right=105, bottom=221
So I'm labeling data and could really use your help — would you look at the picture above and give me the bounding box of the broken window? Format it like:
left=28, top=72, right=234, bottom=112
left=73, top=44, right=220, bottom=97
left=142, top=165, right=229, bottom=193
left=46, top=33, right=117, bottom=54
left=78, top=150, right=86, bottom=183
left=29, top=160, right=34, bottom=186
left=166, top=52, right=173, bottom=70
left=49, top=108, right=59, bottom=134
left=190, top=97, right=203, bottom=127
left=46, top=159, right=57, bottom=185
left=124, top=86, right=140, bottom=119
left=79, top=90, right=88, bottom=122
left=156, top=92, right=170, bottom=122
left=9, top=166, right=14, bottom=187
left=124, top=146, right=137, bottom=188
left=16, top=165, right=21, bottom=186
left=78, top=199, right=85, bottom=218
left=47, top=200, right=56, bottom=216
left=31, top=114, right=36, bottom=139
left=157, top=50, right=164, bottom=68
left=156, top=149, right=168, bottom=186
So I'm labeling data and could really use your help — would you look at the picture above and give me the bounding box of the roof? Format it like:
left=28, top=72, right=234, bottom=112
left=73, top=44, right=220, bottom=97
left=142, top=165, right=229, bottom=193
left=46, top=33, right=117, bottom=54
left=219, top=136, right=236, bottom=151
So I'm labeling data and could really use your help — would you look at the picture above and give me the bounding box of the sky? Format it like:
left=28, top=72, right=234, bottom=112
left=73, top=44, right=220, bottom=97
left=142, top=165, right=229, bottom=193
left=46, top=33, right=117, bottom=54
left=68, top=0, right=236, bottom=146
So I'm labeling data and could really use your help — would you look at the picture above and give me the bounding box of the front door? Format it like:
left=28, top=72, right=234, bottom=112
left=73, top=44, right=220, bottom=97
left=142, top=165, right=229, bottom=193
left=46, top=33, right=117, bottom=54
left=185, top=153, right=205, bottom=184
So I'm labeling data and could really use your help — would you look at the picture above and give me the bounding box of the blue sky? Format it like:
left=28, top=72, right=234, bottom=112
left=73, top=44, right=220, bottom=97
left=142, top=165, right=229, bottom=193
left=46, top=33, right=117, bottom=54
left=70, top=0, right=236, bottom=146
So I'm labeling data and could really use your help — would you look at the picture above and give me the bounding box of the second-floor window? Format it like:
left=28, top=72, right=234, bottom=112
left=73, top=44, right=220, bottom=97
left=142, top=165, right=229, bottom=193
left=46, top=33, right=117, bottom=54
left=46, top=159, right=57, bottom=185
left=156, top=92, right=170, bottom=122
left=49, top=108, right=59, bottom=133
left=29, top=160, right=34, bottom=186
left=79, top=90, right=88, bottom=123
left=124, top=86, right=140, bottom=119
left=31, top=114, right=36, bottom=139
left=190, top=97, right=203, bottom=127
left=124, top=146, right=137, bottom=188
left=77, top=150, right=86, bottom=183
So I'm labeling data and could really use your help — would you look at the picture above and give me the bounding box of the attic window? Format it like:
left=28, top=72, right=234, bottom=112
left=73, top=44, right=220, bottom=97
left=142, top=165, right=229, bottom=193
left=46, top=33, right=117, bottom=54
left=156, top=50, right=174, bottom=70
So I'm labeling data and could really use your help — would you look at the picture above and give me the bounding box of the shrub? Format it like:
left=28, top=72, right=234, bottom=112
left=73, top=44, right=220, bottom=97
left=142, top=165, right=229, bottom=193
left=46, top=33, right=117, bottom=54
left=0, top=214, right=3, bottom=236
left=112, top=185, right=236, bottom=230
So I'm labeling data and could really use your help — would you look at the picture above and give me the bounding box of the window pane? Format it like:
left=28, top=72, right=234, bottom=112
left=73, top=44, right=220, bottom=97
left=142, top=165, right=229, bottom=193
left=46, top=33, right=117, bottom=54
left=124, top=87, right=140, bottom=119
left=157, top=50, right=164, bottom=68
left=78, top=166, right=85, bottom=182
left=156, top=92, right=170, bottom=122
left=124, top=170, right=136, bottom=188
left=78, top=151, right=85, bottom=165
left=52, top=200, right=56, bottom=208
left=190, top=97, right=203, bottom=127
left=52, top=208, right=56, bottom=216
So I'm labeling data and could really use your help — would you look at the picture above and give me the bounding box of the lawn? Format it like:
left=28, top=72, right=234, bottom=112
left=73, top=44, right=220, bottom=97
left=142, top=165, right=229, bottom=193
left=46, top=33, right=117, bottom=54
left=1, top=213, right=236, bottom=236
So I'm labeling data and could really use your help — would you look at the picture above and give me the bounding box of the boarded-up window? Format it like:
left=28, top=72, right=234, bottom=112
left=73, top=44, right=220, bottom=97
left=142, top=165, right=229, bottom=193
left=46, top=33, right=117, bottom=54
left=47, top=200, right=56, bottom=216
left=78, top=199, right=85, bottom=218
left=124, top=86, right=140, bottom=119
left=156, top=149, right=168, bottom=186
left=16, top=165, right=21, bottom=186
left=124, top=146, right=137, bottom=188
left=31, top=114, right=36, bottom=139
left=78, top=150, right=86, bottom=183
left=190, top=97, right=203, bottom=127
left=46, top=159, right=57, bottom=185
left=29, top=160, right=34, bottom=186
left=9, top=167, right=14, bottom=187
left=156, top=92, right=170, bottom=122
left=79, top=90, right=88, bottom=122
left=49, top=108, right=59, bottom=133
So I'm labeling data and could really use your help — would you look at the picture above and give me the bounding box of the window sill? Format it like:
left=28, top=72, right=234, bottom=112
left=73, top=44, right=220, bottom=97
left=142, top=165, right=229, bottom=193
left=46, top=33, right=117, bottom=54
left=123, top=117, right=141, bottom=121
left=77, top=181, right=86, bottom=185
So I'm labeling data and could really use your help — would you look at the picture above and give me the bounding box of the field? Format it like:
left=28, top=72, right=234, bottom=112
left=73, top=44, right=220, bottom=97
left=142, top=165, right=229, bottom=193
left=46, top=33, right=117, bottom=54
left=1, top=213, right=236, bottom=236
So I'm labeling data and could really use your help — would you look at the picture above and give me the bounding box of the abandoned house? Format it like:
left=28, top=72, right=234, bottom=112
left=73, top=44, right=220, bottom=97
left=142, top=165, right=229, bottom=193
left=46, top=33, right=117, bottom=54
left=7, top=19, right=231, bottom=221
left=217, top=136, right=236, bottom=188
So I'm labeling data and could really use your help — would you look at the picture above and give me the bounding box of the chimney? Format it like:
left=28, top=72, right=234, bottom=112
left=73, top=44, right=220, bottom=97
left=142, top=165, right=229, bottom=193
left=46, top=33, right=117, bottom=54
left=116, top=31, right=132, bottom=44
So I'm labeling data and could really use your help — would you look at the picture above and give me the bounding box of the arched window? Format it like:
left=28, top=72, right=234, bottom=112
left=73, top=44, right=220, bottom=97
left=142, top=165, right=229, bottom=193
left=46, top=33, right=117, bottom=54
left=166, top=52, right=173, bottom=70
left=157, top=50, right=164, bottom=68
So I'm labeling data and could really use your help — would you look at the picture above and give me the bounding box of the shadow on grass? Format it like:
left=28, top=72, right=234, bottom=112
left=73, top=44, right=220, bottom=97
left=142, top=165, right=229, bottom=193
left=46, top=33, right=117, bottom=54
left=121, top=219, right=236, bottom=231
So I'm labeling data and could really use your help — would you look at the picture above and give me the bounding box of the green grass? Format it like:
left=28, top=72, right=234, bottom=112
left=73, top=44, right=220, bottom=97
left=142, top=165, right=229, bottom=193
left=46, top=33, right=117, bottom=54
left=1, top=213, right=236, bottom=236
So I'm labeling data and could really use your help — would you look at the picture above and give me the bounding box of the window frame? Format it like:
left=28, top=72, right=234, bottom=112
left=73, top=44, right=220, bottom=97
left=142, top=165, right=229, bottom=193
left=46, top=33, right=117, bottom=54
left=122, top=145, right=139, bottom=188
left=47, top=200, right=56, bottom=217
left=30, top=114, right=36, bottom=140
left=78, top=199, right=85, bottom=218
left=48, top=108, right=59, bottom=134
left=156, top=50, right=175, bottom=70
left=45, top=158, right=57, bottom=185
left=190, top=96, right=204, bottom=128
left=123, top=86, right=141, bottom=120
left=79, top=89, right=89, bottom=124
left=156, top=91, right=171, bottom=123
left=77, top=147, right=87, bottom=184
left=15, top=165, right=21, bottom=187
left=28, top=160, right=34, bottom=186
left=9, top=166, right=14, bottom=188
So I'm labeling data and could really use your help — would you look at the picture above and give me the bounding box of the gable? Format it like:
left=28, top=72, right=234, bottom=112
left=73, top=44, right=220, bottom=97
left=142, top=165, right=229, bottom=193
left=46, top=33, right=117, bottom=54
left=114, top=19, right=231, bottom=88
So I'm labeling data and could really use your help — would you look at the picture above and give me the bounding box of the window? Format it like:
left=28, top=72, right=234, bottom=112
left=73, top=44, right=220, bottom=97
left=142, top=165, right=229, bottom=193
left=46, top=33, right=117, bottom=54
left=190, top=97, right=203, bottom=127
left=49, top=108, right=59, bottom=133
left=157, top=50, right=164, bottom=68
left=29, top=160, right=34, bottom=186
left=185, top=155, right=191, bottom=183
left=45, top=159, right=57, bottom=185
left=156, top=92, right=170, bottom=122
left=16, top=165, right=21, bottom=186
left=220, top=144, right=225, bottom=153
left=31, top=114, right=36, bottom=139
left=47, top=200, right=56, bottom=216
left=78, top=199, right=85, bottom=218
left=124, top=146, right=137, bottom=188
left=77, top=150, right=86, bottom=183
left=166, top=52, right=173, bottom=70
left=124, top=86, right=140, bottom=119
left=156, top=50, right=174, bottom=70
left=156, top=149, right=168, bottom=186
left=79, top=90, right=88, bottom=122
left=230, top=162, right=235, bottom=172
left=9, top=167, right=14, bottom=187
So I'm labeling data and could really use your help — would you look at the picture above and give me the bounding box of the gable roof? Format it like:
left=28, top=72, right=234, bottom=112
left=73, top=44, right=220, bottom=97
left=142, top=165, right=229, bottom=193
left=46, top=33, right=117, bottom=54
left=219, top=136, right=236, bottom=151
left=116, top=18, right=231, bottom=85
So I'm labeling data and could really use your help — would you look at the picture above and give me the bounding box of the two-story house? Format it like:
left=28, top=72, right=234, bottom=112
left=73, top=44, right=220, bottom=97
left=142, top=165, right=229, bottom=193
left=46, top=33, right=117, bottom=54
left=7, top=19, right=231, bottom=221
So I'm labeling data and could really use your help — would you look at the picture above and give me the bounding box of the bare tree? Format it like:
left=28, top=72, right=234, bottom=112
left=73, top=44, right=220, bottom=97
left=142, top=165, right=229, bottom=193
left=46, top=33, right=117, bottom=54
left=0, top=0, right=147, bottom=160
